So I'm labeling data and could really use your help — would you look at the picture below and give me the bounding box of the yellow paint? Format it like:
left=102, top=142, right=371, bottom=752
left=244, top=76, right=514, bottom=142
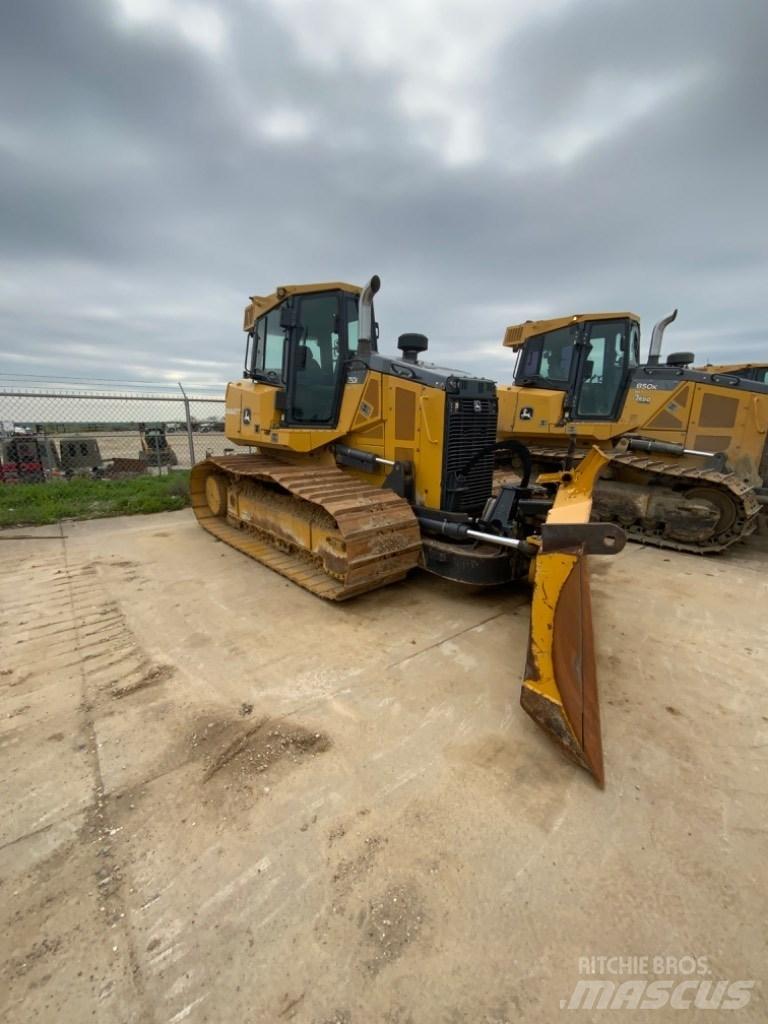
left=539, top=448, right=609, bottom=524
left=525, top=549, right=579, bottom=709
left=225, top=370, right=446, bottom=509
left=524, top=448, right=602, bottom=712
left=243, top=281, right=361, bottom=332
left=503, top=312, right=638, bottom=350
left=699, top=363, right=768, bottom=376
left=497, top=337, right=768, bottom=488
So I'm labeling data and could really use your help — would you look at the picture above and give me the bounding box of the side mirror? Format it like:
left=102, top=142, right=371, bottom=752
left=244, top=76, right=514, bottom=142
left=243, top=332, right=252, bottom=377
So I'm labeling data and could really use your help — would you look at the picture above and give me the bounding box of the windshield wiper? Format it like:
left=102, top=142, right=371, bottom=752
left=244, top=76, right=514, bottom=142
left=246, top=370, right=284, bottom=387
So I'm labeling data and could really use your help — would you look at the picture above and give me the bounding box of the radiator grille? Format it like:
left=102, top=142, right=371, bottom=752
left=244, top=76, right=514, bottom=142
left=442, top=395, right=498, bottom=514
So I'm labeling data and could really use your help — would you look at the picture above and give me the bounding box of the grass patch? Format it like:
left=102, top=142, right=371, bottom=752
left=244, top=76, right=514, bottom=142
left=0, top=471, right=190, bottom=527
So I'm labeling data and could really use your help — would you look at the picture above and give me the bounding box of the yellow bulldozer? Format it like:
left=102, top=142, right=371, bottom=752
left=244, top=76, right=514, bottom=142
left=496, top=311, right=768, bottom=553
left=191, top=277, right=628, bottom=784
left=139, top=423, right=179, bottom=468
left=698, top=362, right=768, bottom=385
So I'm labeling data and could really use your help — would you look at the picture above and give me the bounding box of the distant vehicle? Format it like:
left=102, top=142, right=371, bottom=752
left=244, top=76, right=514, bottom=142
left=60, top=436, right=104, bottom=478
left=0, top=430, right=63, bottom=484
left=139, top=424, right=178, bottom=466
left=0, top=434, right=47, bottom=483
left=38, top=437, right=63, bottom=477
left=197, top=421, right=224, bottom=433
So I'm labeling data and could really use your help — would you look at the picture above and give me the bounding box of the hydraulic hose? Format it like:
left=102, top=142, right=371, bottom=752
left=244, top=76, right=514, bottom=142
left=459, top=439, right=533, bottom=488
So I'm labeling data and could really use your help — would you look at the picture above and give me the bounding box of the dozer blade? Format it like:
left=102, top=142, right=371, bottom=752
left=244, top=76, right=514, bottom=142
left=522, top=448, right=625, bottom=785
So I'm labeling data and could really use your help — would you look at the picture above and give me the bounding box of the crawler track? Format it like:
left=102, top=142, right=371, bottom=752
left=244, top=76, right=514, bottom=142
left=190, top=454, right=423, bottom=599
left=495, top=447, right=760, bottom=554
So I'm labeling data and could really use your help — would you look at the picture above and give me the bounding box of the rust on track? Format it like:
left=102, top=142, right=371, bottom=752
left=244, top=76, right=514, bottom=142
left=190, top=454, right=423, bottom=600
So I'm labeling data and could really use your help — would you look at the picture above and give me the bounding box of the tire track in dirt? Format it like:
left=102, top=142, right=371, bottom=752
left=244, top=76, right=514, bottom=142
left=2, top=532, right=337, bottom=1024
left=1, top=532, right=177, bottom=1023
left=0, top=545, right=135, bottom=1018
left=55, top=525, right=159, bottom=1024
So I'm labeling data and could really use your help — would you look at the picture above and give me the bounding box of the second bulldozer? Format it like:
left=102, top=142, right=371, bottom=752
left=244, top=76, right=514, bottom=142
left=496, top=311, right=768, bottom=553
left=698, top=362, right=768, bottom=385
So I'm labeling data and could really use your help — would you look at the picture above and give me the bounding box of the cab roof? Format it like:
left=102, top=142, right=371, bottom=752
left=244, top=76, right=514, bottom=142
left=243, top=282, right=362, bottom=332
left=503, top=312, right=639, bottom=350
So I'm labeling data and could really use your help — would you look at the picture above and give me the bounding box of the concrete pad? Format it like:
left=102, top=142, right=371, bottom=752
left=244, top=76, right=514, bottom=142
left=1, top=511, right=766, bottom=1022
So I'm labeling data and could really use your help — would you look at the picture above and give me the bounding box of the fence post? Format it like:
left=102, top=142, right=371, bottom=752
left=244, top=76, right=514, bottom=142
left=178, top=382, right=195, bottom=468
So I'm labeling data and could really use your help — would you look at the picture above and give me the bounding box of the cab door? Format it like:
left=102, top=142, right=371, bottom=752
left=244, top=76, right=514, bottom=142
left=285, top=292, right=349, bottom=427
left=569, top=319, right=636, bottom=422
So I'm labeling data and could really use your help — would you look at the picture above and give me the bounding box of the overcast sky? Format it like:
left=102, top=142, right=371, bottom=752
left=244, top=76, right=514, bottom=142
left=1, top=0, right=766, bottom=386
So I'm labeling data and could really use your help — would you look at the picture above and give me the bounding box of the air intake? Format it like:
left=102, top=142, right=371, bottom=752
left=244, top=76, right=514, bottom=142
left=666, top=351, right=694, bottom=367
left=397, top=333, right=428, bottom=364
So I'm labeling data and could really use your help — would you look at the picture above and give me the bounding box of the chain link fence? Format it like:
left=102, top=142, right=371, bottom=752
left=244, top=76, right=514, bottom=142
left=0, top=377, right=236, bottom=484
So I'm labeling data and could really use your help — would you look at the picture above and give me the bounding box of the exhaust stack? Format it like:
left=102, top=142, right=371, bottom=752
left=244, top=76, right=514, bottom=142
left=357, top=275, right=380, bottom=358
left=647, top=308, right=678, bottom=365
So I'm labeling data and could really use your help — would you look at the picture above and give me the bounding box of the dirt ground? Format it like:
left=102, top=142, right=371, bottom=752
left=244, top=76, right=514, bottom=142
left=1, top=512, right=766, bottom=1023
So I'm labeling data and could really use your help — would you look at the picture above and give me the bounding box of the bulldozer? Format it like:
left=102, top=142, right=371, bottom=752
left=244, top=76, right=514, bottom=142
left=496, top=311, right=768, bottom=553
left=139, top=424, right=178, bottom=468
left=699, top=363, right=768, bottom=385
left=698, top=364, right=768, bottom=493
left=190, top=277, right=627, bottom=784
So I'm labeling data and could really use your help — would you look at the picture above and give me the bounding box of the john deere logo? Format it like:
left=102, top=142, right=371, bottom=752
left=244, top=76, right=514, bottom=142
left=520, top=406, right=533, bottom=420
left=242, top=408, right=251, bottom=425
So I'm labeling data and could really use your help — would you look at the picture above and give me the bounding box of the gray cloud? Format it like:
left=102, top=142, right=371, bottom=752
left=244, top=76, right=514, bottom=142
left=0, top=0, right=766, bottom=387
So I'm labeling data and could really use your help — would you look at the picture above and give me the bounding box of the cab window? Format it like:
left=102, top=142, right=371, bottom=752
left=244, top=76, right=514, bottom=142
left=289, top=293, right=345, bottom=424
left=263, top=310, right=286, bottom=374
left=515, top=326, right=575, bottom=388
left=575, top=320, right=628, bottom=418
left=251, top=308, right=287, bottom=379
left=346, top=295, right=360, bottom=354
left=628, top=322, right=640, bottom=367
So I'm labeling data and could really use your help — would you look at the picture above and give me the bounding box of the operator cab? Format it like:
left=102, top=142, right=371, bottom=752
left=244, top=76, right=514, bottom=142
left=243, top=284, right=377, bottom=427
left=510, top=314, right=640, bottom=421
